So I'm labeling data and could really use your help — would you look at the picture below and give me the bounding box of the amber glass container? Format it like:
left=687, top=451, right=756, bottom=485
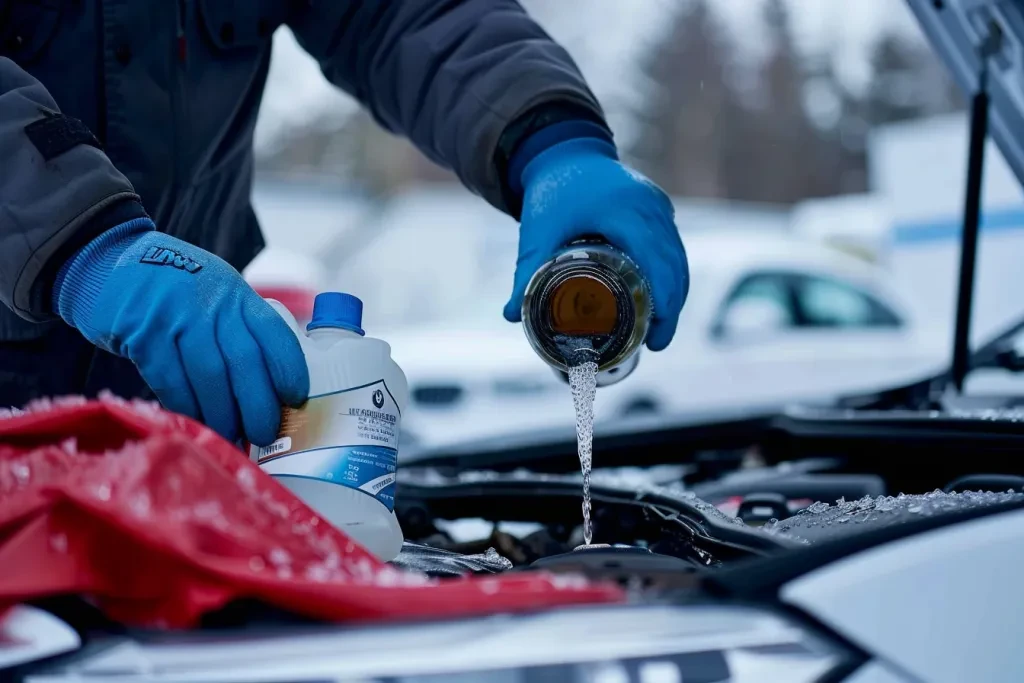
left=521, top=240, right=651, bottom=387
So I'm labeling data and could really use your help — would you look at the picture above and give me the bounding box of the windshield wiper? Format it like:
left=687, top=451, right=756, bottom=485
left=950, top=21, right=1004, bottom=393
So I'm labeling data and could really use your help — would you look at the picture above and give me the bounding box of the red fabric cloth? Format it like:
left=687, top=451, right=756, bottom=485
left=0, top=396, right=621, bottom=628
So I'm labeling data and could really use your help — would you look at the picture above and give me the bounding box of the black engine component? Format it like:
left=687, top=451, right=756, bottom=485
left=529, top=545, right=701, bottom=591
left=692, top=458, right=885, bottom=503
left=760, top=489, right=1024, bottom=546
left=736, top=493, right=790, bottom=524
left=945, top=474, right=1024, bottom=493
left=396, top=475, right=789, bottom=569
left=764, top=407, right=1024, bottom=493
left=390, top=542, right=512, bottom=577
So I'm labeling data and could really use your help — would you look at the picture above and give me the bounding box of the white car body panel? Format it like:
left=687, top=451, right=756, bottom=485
left=781, top=507, right=1024, bottom=683
left=19, top=605, right=838, bottom=682
left=842, top=661, right=915, bottom=683
left=0, top=606, right=80, bottom=670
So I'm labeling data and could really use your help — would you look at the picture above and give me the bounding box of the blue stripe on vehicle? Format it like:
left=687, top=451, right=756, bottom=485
left=892, top=206, right=1024, bottom=244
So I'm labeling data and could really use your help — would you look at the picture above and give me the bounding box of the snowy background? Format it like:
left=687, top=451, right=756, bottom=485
left=254, top=0, right=922, bottom=155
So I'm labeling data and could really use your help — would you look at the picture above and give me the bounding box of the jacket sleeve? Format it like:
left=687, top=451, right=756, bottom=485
left=287, top=0, right=607, bottom=215
left=0, top=57, right=145, bottom=323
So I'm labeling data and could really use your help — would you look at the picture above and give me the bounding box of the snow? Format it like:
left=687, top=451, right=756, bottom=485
left=762, top=490, right=1024, bottom=544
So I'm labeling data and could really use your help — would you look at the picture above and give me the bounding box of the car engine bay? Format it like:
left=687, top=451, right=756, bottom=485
left=389, top=402, right=1024, bottom=587
left=6, top=394, right=1024, bottom=641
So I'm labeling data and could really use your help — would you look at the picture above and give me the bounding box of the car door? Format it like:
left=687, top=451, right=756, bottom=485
left=705, top=270, right=928, bottom=406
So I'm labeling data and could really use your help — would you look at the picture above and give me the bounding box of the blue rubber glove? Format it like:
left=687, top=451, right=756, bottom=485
left=503, top=130, right=689, bottom=352
left=53, top=218, right=309, bottom=446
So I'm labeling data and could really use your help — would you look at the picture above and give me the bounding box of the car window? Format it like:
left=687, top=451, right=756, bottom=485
left=793, top=275, right=902, bottom=328
left=716, top=274, right=797, bottom=336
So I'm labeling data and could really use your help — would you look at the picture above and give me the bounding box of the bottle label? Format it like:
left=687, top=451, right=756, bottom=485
left=250, top=380, right=401, bottom=512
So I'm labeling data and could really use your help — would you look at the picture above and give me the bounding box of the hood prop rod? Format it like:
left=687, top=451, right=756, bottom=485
left=950, top=24, right=1002, bottom=394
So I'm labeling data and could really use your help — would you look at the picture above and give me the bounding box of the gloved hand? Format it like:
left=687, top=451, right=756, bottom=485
left=503, top=134, right=689, bottom=352
left=53, top=218, right=309, bottom=446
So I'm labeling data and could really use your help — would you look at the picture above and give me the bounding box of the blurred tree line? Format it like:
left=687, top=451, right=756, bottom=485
left=630, top=0, right=962, bottom=203
left=256, top=0, right=963, bottom=205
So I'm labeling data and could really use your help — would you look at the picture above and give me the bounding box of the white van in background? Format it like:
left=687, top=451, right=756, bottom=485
left=869, top=113, right=1024, bottom=350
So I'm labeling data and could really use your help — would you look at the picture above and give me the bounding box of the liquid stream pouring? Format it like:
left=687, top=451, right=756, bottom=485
left=520, top=239, right=653, bottom=546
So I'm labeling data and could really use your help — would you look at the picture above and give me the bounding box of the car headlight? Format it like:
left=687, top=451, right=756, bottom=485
left=23, top=604, right=854, bottom=683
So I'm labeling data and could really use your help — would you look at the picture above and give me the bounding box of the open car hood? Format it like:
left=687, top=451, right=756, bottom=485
left=908, top=0, right=1024, bottom=182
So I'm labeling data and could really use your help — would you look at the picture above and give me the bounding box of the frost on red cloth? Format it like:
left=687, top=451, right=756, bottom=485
left=0, top=395, right=622, bottom=628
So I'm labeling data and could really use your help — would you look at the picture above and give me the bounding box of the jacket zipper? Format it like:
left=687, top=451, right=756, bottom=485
left=168, top=0, right=186, bottom=230
left=95, top=0, right=106, bottom=145
left=176, top=0, right=187, bottom=62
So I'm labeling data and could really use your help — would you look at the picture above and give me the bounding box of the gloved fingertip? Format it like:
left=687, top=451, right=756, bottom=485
left=503, top=297, right=523, bottom=323
left=264, top=328, right=309, bottom=406
left=280, top=361, right=310, bottom=407
left=202, top=397, right=242, bottom=446
left=145, top=365, right=202, bottom=425
left=152, top=387, right=200, bottom=421
left=214, top=423, right=240, bottom=446
left=505, top=260, right=541, bottom=324
left=645, top=321, right=675, bottom=353
left=246, top=419, right=280, bottom=450
left=237, top=389, right=281, bottom=448
left=241, top=296, right=308, bottom=403
left=645, top=337, right=668, bottom=353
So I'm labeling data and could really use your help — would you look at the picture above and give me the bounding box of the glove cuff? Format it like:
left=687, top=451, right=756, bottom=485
left=508, top=120, right=617, bottom=197
left=53, top=218, right=157, bottom=328
left=518, top=134, right=620, bottom=193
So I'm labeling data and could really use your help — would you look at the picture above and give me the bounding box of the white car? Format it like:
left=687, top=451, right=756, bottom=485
left=381, top=230, right=947, bottom=451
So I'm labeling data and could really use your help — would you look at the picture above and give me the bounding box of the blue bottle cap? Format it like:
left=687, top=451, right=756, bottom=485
left=306, top=292, right=365, bottom=335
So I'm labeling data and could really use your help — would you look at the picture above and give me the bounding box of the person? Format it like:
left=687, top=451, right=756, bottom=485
left=0, top=1, right=688, bottom=447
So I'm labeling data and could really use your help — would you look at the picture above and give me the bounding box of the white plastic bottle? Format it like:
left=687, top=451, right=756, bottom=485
left=250, top=292, right=408, bottom=562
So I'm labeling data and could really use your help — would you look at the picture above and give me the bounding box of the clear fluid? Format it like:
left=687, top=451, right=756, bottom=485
left=567, top=361, right=598, bottom=545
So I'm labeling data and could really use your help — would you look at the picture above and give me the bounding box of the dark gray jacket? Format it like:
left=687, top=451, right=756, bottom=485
left=0, top=0, right=605, bottom=340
